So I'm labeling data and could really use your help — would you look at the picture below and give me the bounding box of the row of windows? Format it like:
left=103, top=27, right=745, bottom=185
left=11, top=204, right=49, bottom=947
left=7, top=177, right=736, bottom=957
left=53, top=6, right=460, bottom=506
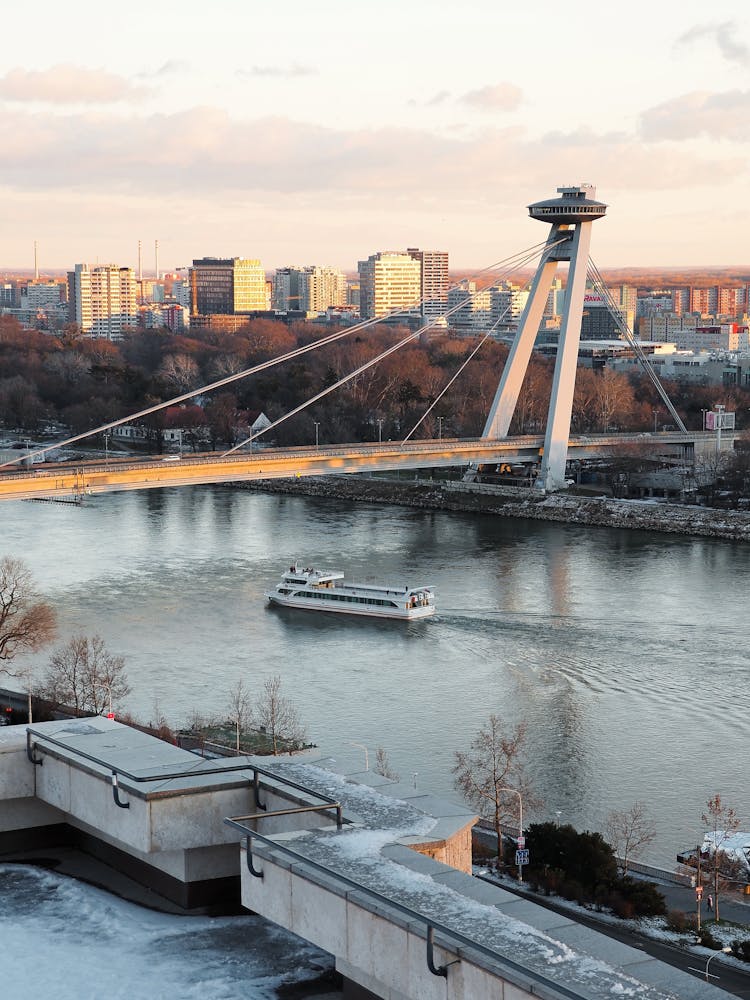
left=294, top=590, right=398, bottom=608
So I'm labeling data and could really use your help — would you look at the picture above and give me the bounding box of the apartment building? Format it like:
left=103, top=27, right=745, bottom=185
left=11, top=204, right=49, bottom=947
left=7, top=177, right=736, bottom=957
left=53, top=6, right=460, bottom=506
left=68, top=264, right=138, bottom=340
left=406, top=248, right=449, bottom=324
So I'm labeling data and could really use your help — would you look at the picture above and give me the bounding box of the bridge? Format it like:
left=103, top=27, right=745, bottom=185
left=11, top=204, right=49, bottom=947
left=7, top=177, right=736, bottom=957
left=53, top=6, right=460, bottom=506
left=1, top=183, right=729, bottom=504
left=0, top=431, right=713, bottom=502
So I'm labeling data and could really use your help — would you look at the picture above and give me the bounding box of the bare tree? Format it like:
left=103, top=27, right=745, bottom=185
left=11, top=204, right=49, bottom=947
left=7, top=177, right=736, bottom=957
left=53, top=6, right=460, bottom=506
left=255, top=674, right=306, bottom=755
left=702, top=793, right=742, bottom=922
left=453, top=715, right=538, bottom=860
left=605, top=801, right=656, bottom=875
left=42, top=634, right=130, bottom=716
left=374, top=746, right=399, bottom=782
left=0, top=556, right=56, bottom=680
left=226, top=677, right=252, bottom=753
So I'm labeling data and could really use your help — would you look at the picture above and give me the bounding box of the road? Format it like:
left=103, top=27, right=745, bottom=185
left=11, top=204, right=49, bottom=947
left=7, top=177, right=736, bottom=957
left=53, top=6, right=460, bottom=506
left=476, top=873, right=750, bottom=997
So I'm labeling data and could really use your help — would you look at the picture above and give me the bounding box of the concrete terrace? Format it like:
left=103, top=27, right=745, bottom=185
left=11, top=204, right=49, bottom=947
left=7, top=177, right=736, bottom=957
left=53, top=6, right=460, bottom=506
left=0, top=719, right=730, bottom=999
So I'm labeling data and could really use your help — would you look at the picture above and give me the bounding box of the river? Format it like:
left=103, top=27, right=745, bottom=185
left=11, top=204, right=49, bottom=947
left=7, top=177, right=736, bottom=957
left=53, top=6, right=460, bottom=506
left=3, top=483, right=749, bottom=866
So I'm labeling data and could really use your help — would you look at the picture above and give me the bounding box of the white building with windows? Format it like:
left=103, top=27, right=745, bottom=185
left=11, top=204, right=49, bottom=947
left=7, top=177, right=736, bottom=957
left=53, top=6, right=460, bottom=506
left=68, top=264, right=138, bottom=340
left=357, top=252, right=421, bottom=320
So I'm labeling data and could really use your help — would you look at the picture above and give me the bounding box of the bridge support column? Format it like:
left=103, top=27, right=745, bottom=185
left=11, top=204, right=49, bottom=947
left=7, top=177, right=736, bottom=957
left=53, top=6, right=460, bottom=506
left=480, top=185, right=607, bottom=492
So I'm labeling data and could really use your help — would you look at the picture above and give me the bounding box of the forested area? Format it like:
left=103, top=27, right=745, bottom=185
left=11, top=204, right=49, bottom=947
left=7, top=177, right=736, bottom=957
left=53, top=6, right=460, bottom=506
left=0, top=314, right=748, bottom=449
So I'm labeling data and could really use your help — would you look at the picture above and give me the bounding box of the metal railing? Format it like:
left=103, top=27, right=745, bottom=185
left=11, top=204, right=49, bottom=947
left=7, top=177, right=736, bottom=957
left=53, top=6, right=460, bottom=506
left=224, top=816, right=604, bottom=999
left=24, top=727, right=332, bottom=814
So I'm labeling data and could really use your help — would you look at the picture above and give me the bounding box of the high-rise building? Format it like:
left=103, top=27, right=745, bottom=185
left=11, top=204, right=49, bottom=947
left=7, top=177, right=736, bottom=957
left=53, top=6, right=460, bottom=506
left=544, top=277, right=564, bottom=319
left=299, top=266, right=347, bottom=313
left=67, top=264, right=138, bottom=340
left=717, top=286, right=745, bottom=317
left=273, top=266, right=347, bottom=313
left=189, top=257, right=267, bottom=316
left=357, top=252, right=421, bottom=320
left=689, top=286, right=718, bottom=316
left=446, top=281, right=491, bottom=331
left=272, top=267, right=304, bottom=311
left=406, top=248, right=449, bottom=324
left=671, top=288, right=690, bottom=315
left=489, top=282, right=529, bottom=331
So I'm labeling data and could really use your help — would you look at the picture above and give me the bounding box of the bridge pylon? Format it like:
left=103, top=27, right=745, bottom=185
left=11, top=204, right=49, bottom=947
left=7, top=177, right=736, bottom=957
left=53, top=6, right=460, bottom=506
left=482, top=184, right=607, bottom=491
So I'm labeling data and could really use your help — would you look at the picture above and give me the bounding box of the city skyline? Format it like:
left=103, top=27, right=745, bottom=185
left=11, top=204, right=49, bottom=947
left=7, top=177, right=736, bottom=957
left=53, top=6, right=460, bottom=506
left=1, top=0, right=749, bottom=270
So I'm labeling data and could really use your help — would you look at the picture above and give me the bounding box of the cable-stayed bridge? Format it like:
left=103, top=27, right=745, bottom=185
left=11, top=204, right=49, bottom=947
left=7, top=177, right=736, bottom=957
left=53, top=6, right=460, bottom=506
left=0, top=184, right=724, bottom=504
left=0, top=431, right=707, bottom=502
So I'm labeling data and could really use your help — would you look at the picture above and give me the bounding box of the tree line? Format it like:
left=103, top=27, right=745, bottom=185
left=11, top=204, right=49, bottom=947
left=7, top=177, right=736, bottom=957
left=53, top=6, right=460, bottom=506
left=2, top=314, right=748, bottom=451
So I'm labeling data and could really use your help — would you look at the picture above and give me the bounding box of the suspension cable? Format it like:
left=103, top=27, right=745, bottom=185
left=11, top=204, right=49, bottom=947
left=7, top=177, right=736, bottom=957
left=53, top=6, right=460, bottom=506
left=586, top=258, right=687, bottom=433
left=221, top=242, right=558, bottom=455
left=399, top=239, right=573, bottom=444
left=0, top=241, right=555, bottom=470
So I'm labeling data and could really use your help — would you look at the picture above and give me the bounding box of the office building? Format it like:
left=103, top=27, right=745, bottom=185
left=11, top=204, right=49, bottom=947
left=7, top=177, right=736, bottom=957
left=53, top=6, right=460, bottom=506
left=357, top=252, right=421, bottom=320
left=189, top=258, right=267, bottom=316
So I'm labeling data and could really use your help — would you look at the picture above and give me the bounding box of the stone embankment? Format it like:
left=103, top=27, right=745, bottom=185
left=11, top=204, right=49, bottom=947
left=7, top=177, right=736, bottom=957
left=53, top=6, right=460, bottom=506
left=239, top=476, right=750, bottom=542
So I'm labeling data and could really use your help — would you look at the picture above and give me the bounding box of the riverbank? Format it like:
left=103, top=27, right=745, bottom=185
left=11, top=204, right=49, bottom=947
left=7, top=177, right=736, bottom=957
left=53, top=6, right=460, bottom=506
left=235, top=476, right=750, bottom=542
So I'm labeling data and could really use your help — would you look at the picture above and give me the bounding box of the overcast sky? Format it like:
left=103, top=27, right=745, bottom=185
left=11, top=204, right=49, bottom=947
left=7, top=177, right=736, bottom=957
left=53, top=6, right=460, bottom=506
left=2, top=0, right=749, bottom=272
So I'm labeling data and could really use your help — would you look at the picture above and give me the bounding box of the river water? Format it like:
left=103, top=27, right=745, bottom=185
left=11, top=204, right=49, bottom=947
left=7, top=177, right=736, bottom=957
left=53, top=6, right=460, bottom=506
left=3, top=484, right=749, bottom=866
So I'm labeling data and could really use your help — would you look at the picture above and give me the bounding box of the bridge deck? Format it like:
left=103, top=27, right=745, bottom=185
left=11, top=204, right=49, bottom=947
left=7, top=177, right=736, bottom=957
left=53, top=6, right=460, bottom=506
left=0, top=432, right=709, bottom=502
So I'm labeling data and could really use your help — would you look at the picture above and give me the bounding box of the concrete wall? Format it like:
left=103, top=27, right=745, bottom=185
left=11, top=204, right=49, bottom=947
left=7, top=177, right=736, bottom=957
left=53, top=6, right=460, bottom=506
left=239, top=844, right=539, bottom=1000
left=408, top=823, right=474, bottom=874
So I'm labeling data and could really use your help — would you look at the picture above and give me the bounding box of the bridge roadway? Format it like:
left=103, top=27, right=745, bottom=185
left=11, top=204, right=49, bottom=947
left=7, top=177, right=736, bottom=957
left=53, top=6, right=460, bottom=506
left=0, top=431, right=702, bottom=502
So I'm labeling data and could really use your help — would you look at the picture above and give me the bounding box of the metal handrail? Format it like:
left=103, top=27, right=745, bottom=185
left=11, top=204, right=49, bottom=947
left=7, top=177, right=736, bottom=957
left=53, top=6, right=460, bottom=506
left=25, top=727, right=340, bottom=814
left=224, top=817, right=592, bottom=1000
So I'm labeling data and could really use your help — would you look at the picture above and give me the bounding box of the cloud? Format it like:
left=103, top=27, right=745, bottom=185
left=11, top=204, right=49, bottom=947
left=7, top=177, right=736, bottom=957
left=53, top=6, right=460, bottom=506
left=426, top=90, right=450, bottom=107
left=677, top=21, right=750, bottom=67
left=0, top=65, right=152, bottom=104
left=0, top=105, right=741, bottom=206
left=640, top=89, right=750, bottom=141
left=242, top=63, right=317, bottom=78
left=459, top=83, right=522, bottom=112
left=138, top=60, right=189, bottom=80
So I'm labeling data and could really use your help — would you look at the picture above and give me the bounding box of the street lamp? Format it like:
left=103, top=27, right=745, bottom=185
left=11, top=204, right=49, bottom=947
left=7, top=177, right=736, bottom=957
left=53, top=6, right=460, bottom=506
left=652, top=409, right=658, bottom=433
left=438, top=416, right=444, bottom=441
left=349, top=742, right=369, bottom=771
left=177, top=428, right=183, bottom=456
left=377, top=419, right=383, bottom=444
left=714, top=404, right=725, bottom=454
left=705, top=947, right=732, bottom=982
left=498, top=787, right=524, bottom=882
left=314, top=421, right=320, bottom=450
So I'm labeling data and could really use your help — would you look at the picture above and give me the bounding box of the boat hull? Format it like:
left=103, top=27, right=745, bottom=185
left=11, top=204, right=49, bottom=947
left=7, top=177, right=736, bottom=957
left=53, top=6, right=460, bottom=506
left=264, top=592, right=434, bottom=620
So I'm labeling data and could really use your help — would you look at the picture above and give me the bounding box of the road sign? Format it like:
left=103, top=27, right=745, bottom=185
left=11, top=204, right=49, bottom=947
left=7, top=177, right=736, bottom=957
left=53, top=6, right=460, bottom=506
left=517, top=835, right=525, bottom=849
left=515, top=849, right=529, bottom=866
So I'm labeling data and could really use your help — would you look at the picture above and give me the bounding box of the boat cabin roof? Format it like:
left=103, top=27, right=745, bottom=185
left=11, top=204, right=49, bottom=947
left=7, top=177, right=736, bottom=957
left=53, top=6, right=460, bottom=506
left=284, top=565, right=344, bottom=584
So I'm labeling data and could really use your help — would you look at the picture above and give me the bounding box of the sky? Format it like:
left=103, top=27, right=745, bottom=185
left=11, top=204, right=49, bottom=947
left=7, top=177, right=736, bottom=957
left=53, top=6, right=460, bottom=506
left=1, top=0, right=749, bottom=273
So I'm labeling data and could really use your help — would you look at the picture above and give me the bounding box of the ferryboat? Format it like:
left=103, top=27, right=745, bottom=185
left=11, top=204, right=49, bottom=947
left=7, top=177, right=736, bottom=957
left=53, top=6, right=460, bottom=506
left=264, top=563, right=435, bottom=620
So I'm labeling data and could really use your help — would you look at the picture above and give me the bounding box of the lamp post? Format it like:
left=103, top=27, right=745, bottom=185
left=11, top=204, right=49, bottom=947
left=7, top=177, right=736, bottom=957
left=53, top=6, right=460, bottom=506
left=377, top=419, right=383, bottom=445
left=705, top=947, right=732, bottom=981
left=652, top=409, right=658, bottom=433
left=104, top=430, right=110, bottom=464
left=177, top=429, right=183, bottom=456
left=498, top=787, right=524, bottom=882
left=438, top=416, right=444, bottom=441
left=314, top=421, right=320, bottom=450
left=714, top=404, right=725, bottom=454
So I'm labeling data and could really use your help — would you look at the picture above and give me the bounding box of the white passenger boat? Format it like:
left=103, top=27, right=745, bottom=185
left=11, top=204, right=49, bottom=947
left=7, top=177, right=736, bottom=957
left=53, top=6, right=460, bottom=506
left=264, top=563, right=435, bottom=620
